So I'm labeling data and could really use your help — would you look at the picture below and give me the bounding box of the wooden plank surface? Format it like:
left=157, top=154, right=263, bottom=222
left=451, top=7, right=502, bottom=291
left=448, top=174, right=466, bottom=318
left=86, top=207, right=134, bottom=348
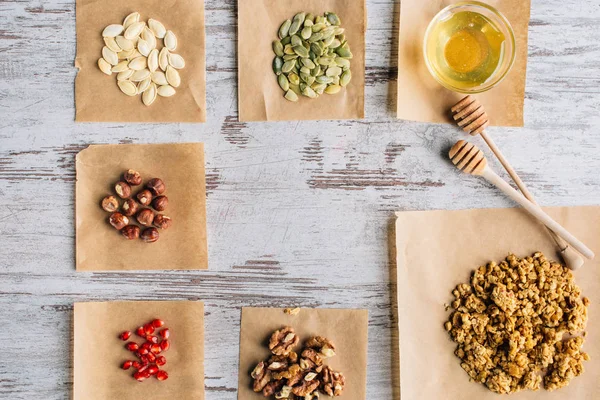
left=1, top=0, right=599, bottom=398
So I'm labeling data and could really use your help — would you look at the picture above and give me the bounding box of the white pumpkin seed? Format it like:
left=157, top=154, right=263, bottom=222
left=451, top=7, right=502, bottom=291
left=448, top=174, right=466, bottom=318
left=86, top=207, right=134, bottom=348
left=164, top=30, right=177, bottom=51
left=165, top=66, right=180, bottom=87
left=159, top=48, right=169, bottom=71
left=102, top=24, right=124, bottom=38
left=128, top=57, right=147, bottom=71
left=102, top=46, right=118, bottom=66
left=142, top=28, right=157, bottom=50
left=130, top=69, right=151, bottom=82
left=117, top=69, right=134, bottom=81
left=148, top=49, right=159, bottom=72
left=137, top=77, right=151, bottom=93
left=123, top=12, right=140, bottom=29
left=127, top=50, right=142, bottom=60
left=97, top=58, right=112, bottom=75
left=104, top=37, right=122, bottom=53
left=117, top=49, right=134, bottom=59
left=148, top=19, right=166, bottom=38
left=168, top=53, right=185, bottom=69
left=124, top=22, right=145, bottom=40
left=118, top=80, right=137, bottom=96
left=157, top=85, right=176, bottom=97
left=151, top=71, right=169, bottom=86
left=111, top=61, right=129, bottom=73
left=142, top=83, right=157, bottom=105
left=137, top=38, right=151, bottom=57
left=115, top=36, right=134, bottom=51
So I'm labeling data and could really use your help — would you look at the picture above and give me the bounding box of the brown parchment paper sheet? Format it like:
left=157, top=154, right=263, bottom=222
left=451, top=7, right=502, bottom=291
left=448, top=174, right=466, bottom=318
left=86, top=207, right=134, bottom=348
left=74, top=301, right=205, bottom=400
left=238, top=307, right=369, bottom=399
left=76, top=143, right=208, bottom=271
left=238, top=0, right=366, bottom=122
left=75, top=0, right=206, bottom=122
left=395, top=206, right=600, bottom=399
left=396, top=0, right=530, bottom=126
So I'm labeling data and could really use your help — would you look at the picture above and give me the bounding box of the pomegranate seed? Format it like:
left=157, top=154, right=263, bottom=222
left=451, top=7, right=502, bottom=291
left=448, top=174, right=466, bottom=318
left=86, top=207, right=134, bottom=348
left=139, top=347, right=149, bottom=356
left=148, top=365, right=159, bottom=375
left=151, top=343, right=161, bottom=354
left=159, top=328, right=170, bottom=339
left=147, top=353, right=156, bottom=363
left=142, top=342, right=152, bottom=350
left=152, top=319, right=165, bottom=328
left=133, top=371, right=146, bottom=382
left=138, top=364, right=148, bottom=373
left=156, top=356, right=166, bottom=366
left=144, top=323, right=155, bottom=335
left=122, top=360, right=133, bottom=370
left=120, top=331, right=132, bottom=341
left=125, top=342, right=139, bottom=351
left=146, top=335, right=159, bottom=344
left=156, top=370, right=168, bottom=381
left=132, top=361, right=141, bottom=369
left=139, top=355, right=149, bottom=364
left=160, top=340, right=170, bottom=352
left=136, top=326, right=145, bottom=337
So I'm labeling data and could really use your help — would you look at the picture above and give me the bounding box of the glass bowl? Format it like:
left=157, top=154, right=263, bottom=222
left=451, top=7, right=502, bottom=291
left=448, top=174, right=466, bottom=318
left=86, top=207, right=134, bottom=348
left=423, top=1, right=516, bottom=94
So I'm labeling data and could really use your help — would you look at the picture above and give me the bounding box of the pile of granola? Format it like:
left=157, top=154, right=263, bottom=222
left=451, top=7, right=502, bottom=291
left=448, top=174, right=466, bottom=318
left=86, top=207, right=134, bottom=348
left=251, top=327, right=345, bottom=399
left=445, top=252, right=590, bottom=394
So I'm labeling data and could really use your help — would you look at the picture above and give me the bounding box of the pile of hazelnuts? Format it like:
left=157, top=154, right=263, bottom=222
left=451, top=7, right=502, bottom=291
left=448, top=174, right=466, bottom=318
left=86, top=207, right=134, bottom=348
left=101, top=169, right=172, bottom=243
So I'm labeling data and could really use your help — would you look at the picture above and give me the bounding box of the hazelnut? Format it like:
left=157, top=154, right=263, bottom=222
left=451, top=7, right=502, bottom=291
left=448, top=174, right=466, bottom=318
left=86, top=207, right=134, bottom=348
left=115, top=181, right=132, bottom=199
left=140, top=227, right=159, bottom=243
left=136, top=209, right=155, bottom=226
left=122, top=199, right=139, bottom=217
left=121, top=225, right=140, bottom=240
left=152, top=195, right=168, bottom=211
left=154, top=214, right=172, bottom=230
left=101, top=195, right=119, bottom=212
left=109, top=212, right=129, bottom=230
left=123, top=169, right=142, bottom=186
left=137, top=189, right=153, bottom=206
left=146, top=178, right=166, bottom=195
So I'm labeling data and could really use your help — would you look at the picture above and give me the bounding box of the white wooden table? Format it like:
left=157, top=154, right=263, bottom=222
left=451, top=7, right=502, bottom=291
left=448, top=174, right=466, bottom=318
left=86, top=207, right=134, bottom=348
left=1, top=0, right=599, bottom=398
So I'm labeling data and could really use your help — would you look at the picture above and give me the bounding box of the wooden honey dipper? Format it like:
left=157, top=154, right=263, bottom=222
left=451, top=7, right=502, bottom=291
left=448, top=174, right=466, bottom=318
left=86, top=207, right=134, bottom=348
left=452, top=96, right=587, bottom=269
left=449, top=140, right=595, bottom=261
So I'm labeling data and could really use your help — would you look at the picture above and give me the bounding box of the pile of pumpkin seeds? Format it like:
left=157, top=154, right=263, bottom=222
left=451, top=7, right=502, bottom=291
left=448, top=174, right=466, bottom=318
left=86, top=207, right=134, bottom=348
left=273, top=12, right=352, bottom=102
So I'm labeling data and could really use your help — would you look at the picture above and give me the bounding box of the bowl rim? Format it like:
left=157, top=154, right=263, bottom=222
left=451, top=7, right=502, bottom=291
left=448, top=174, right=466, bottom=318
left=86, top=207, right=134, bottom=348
left=423, top=1, right=517, bottom=94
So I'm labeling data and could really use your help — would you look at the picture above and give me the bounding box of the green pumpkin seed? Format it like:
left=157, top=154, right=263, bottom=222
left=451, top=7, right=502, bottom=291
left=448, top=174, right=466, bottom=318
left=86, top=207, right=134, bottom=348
left=304, top=19, right=314, bottom=27
left=336, top=58, right=350, bottom=69
left=336, top=47, right=353, bottom=58
left=293, top=45, right=309, bottom=58
left=326, top=12, right=341, bottom=26
left=311, top=65, right=321, bottom=77
left=285, top=90, right=299, bottom=102
left=323, top=36, right=335, bottom=47
left=312, top=83, right=327, bottom=94
left=330, top=39, right=342, bottom=49
left=301, top=58, right=316, bottom=69
left=325, top=84, right=341, bottom=94
left=312, top=23, right=326, bottom=33
left=315, top=16, right=325, bottom=25
left=288, top=72, right=300, bottom=85
left=310, top=43, right=323, bottom=56
left=326, top=66, right=342, bottom=77
left=300, top=66, right=310, bottom=75
left=273, top=57, right=283, bottom=75
left=340, top=69, right=351, bottom=86
left=283, top=54, right=299, bottom=61
left=293, top=12, right=306, bottom=24
left=289, top=83, right=301, bottom=95
left=281, top=36, right=291, bottom=46
left=318, top=57, right=333, bottom=65
left=301, top=26, right=312, bottom=40
left=279, top=20, right=291, bottom=39
left=331, top=75, right=340, bottom=85
left=305, top=13, right=315, bottom=23
left=309, top=32, right=323, bottom=43
left=291, top=35, right=302, bottom=47
left=302, top=86, right=318, bottom=98
left=333, top=27, right=345, bottom=36
left=284, top=44, right=295, bottom=55
left=278, top=74, right=290, bottom=91
left=282, top=60, right=296, bottom=73
left=316, top=75, right=333, bottom=84
left=273, top=40, right=284, bottom=57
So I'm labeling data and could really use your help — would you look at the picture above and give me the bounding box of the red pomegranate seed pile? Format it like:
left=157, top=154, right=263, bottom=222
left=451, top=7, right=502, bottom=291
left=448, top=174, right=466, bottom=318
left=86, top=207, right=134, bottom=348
left=120, top=319, right=171, bottom=382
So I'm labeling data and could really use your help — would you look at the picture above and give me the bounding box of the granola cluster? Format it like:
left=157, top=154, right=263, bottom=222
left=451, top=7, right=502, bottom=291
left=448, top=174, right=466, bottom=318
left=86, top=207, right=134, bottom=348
left=251, top=327, right=345, bottom=399
left=445, top=252, right=590, bottom=394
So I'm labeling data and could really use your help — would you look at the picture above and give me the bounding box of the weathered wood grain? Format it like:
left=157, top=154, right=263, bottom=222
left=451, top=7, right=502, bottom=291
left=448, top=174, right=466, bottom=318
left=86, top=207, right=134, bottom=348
left=0, top=0, right=599, bottom=398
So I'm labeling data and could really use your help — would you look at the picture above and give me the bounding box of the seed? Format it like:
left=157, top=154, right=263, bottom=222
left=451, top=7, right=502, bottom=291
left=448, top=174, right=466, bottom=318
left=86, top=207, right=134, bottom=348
left=168, top=53, right=185, bottom=69
left=111, top=61, right=129, bottom=73
left=156, top=356, right=166, bottom=366
left=164, top=30, right=177, bottom=51
left=336, top=47, right=353, bottom=58
left=165, top=66, right=180, bottom=87
left=278, top=20, right=291, bottom=39
left=157, top=85, right=176, bottom=97
left=142, top=83, right=157, bottom=106
left=326, top=66, right=342, bottom=77
left=115, top=36, right=134, bottom=51
left=122, top=360, right=133, bottom=370
left=118, top=80, right=137, bottom=96
left=133, top=371, right=146, bottom=382
left=124, top=22, right=145, bottom=40
left=288, top=73, right=300, bottom=85
left=150, top=343, right=161, bottom=354
left=284, top=90, right=298, bottom=102
left=336, top=58, right=350, bottom=69
left=151, top=71, right=168, bottom=86
left=325, top=84, right=341, bottom=94
left=120, top=331, right=132, bottom=341
left=142, top=27, right=157, bottom=50
left=102, top=46, right=118, bottom=66
left=302, top=86, right=317, bottom=98
left=273, top=40, right=284, bottom=57
left=160, top=340, right=170, bottom=352
left=282, top=60, right=295, bottom=73
left=147, top=365, right=159, bottom=375
left=137, top=38, right=151, bottom=57
left=98, top=58, right=112, bottom=75
left=148, top=18, right=167, bottom=38
left=147, top=352, right=157, bottom=363
left=123, top=12, right=140, bottom=29
left=148, top=49, right=159, bottom=72
left=126, top=342, right=139, bottom=351
left=138, top=347, right=149, bottom=356
left=156, top=370, right=168, bottom=381
left=273, top=57, right=283, bottom=75
left=278, top=74, right=289, bottom=91
left=117, top=69, right=134, bottom=81
left=137, top=77, right=151, bottom=93
left=293, top=45, right=309, bottom=58
left=290, top=35, right=302, bottom=47
left=128, top=56, right=147, bottom=71
left=102, top=24, right=124, bottom=38
left=316, top=75, right=333, bottom=84
left=282, top=54, right=298, bottom=62
left=159, top=328, right=170, bottom=339
left=131, top=69, right=150, bottom=82
left=104, top=37, right=122, bottom=53
left=301, top=26, right=312, bottom=40
left=340, top=70, right=351, bottom=86
left=159, top=48, right=169, bottom=71
left=143, top=323, right=155, bottom=335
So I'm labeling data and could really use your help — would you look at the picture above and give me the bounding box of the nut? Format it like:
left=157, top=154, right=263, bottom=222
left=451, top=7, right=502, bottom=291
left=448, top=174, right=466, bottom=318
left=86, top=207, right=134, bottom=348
left=122, top=199, right=139, bottom=217
left=152, top=195, right=168, bottom=211
left=320, top=366, right=345, bottom=397
left=136, top=209, right=155, bottom=226
left=115, top=181, right=132, bottom=199
left=123, top=169, right=142, bottom=185
left=109, top=212, right=129, bottom=230
left=153, top=214, right=172, bottom=230
left=101, top=195, right=120, bottom=212
left=121, top=225, right=140, bottom=240
left=136, top=189, right=153, bottom=206
left=146, top=178, right=165, bottom=195
left=269, top=326, right=300, bottom=356
left=140, top=227, right=159, bottom=243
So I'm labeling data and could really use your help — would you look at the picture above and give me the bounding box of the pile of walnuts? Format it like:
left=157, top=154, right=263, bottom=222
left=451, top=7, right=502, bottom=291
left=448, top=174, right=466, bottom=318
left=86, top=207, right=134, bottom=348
left=251, top=327, right=345, bottom=399
left=101, top=169, right=172, bottom=243
left=445, top=252, right=590, bottom=394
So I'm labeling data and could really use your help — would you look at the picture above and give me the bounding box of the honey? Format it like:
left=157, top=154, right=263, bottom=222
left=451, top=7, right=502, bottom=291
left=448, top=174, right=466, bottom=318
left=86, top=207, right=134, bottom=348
left=425, top=10, right=506, bottom=90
